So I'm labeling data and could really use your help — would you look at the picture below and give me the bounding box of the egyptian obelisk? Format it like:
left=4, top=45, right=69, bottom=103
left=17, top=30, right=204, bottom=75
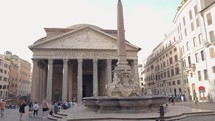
left=115, top=0, right=131, bottom=70
left=107, top=0, right=141, bottom=97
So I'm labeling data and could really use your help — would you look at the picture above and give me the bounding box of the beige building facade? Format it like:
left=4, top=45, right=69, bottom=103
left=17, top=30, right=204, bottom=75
left=143, top=30, right=189, bottom=99
left=4, top=51, right=31, bottom=97
left=29, top=24, right=140, bottom=103
left=174, top=0, right=215, bottom=102
left=0, top=54, right=10, bottom=98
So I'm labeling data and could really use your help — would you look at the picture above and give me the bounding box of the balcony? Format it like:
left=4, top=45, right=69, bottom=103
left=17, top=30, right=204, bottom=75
left=184, top=63, right=196, bottom=75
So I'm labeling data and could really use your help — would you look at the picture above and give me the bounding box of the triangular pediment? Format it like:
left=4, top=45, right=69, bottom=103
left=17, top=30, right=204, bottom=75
left=30, top=27, right=139, bottom=51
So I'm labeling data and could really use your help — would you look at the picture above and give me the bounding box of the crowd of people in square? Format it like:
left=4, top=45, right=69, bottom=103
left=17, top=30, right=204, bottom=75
left=0, top=98, right=76, bottom=120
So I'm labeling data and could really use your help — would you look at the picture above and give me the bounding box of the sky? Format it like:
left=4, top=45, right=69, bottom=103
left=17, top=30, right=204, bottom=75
left=0, top=0, right=180, bottom=65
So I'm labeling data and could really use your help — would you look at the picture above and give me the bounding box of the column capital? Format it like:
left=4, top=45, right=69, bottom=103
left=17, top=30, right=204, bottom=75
left=133, top=59, right=138, bottom=65
left=63, top=59, right=68, bottom=63
left=48, top=59, right=54, bottom=64
left=107, top=59, right=112, bottom=62
left=32, top=59, right=39, bottom=64
left=93, top=59, right=98, bottom=63
left=77, top=59, right=83, bottom=63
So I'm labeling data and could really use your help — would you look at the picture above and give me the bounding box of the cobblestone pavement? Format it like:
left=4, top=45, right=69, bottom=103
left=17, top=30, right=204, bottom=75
left=3, top=102, right=215, bottom=121
left=175, top=102, right=215, bottom=121
left=0, top=108, right=51, bottom=121
left=175, top=101, right=215, bottom=110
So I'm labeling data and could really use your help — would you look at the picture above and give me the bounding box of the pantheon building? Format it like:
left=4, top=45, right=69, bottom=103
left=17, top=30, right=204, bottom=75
left=29, top=24, right=140, bottom=103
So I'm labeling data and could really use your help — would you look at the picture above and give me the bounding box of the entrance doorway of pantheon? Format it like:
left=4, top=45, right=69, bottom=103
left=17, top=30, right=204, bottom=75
left=83, top=74, right=93, bottom=97
left=83, top=60, right=93, bottom=97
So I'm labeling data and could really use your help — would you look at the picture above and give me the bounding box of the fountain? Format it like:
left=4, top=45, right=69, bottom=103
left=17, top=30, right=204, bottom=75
left=83, top=0, right=167, bottom=113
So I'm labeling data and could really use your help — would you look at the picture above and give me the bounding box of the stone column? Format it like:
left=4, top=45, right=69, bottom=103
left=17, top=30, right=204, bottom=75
left=31, top=59, right=39, bottom=102
left=42, top=66, right=47, bottom=101
left=47, top=59, right=53, bottom=104
left=77, top=59, right=83, bottom=102
left=62, top=59, right=68, bottom=101
left=107, top=59, right=112, bottom=84
left=93, top=59, right=98, bottom=96
left=133, top=59, right=138, bottom=82
left=68, top=62, right=73, bottom=101
left=39, top=65, right=43, bottom=103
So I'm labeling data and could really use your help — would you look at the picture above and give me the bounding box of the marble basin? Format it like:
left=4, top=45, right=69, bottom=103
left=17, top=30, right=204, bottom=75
left=83, top=96, right=167, bottom=113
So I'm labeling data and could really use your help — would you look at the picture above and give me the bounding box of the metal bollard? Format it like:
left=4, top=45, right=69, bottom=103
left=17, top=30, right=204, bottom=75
left=159, top=105, right=165, bottom=121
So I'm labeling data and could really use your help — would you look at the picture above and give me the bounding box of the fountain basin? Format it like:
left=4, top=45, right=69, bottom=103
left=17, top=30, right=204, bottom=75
left=83, top=96, right=167, bottom=113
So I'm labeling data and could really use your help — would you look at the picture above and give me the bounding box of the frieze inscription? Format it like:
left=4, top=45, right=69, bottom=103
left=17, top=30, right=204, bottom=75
left=33, top=50, right=137, bottom=59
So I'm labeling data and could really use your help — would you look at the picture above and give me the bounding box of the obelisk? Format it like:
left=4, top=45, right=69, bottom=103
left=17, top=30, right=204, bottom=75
left=107, top=0, right=141, bottom=97
left=116, top=0, right=131, bottom=70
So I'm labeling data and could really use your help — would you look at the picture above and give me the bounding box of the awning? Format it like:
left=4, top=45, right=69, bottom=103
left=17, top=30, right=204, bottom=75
left=199, top=86, right=205, bottom=90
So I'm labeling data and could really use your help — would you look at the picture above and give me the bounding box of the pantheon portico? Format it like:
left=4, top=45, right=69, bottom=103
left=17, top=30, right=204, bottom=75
left=29, top=24, right=140, bottom=103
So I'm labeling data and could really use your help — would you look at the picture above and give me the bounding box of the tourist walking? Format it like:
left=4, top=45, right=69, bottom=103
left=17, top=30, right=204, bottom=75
left=194, top=97, right=198, bottom=104
left=28, top=101, right=33, bottom=117
left=41, top=99, right=49, bottom=119
left=33, top=102, right=39, bottom=117
left=0, top=99, right=6, bottom=117
left=19, top=99, right=26, bottom=121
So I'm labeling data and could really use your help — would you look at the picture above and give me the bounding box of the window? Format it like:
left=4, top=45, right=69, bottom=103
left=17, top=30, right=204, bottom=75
left=171, top=69, right=174, bottom=76
left=174, top=48, right=177, bottom=52
left=191, top=22, right=194, bottom=31
left=212, top=66, right=215, bottom=73
left=206, top=12, right=212, bottom=25
left=195, top=53, right=199, bottom=63
left=186, top=42, right=189, bottom=51
left=170, top=58, right=173, bottom=64
left=0, top=76, right=2, bottom=81
left=198, top=34, right=202, bottom=44
left=198, top=71, right=202, bottom=81
left=209, top=31, right=215, bottom=42
left=196, top=18, right=200, bottom=27
left=164, top=71, right=166, bottom=78
left=173, top=81, right=175, bottom=85
left=183, top=59, right=186, bottom=67
left=174, top=55, right=178, bottom=62
left=188, top=56, right=191, bottom=65
left=193, top=37, right=197, bottom=47
left=167, top=70, right=170, bottom=77
left=179, top=23, right=181, bottom=31
left=177, top=80, right=181, bottom=85
left=209, top=48, right=215, bottom=58
left=3, top=77, right=7, bottom=81
left=189, top=10, right=193, bottom=20
left=169, top=82, right=171, bottom=86
left=201, top=50, right=205, bottom=61
left=184, top=28, right=187, bottom=36
left=194, top=5, right=198, bottom=15
left=182, top=46, right=185, bottom=53
left=170, top=51, right=172, bottom=54
left=204, top=69, right=208, bottom=80
left=163, top=62, right=166, bottom=67
left=183, top=17, right=186, bottom=26
left=175, top=67, right=180, bottom=75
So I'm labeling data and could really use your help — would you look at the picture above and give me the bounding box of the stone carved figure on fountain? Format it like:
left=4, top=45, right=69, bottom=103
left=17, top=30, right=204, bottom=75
left=107, top=69, right=141, bottom=97
left=146, top=89, right=152, bottom=96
